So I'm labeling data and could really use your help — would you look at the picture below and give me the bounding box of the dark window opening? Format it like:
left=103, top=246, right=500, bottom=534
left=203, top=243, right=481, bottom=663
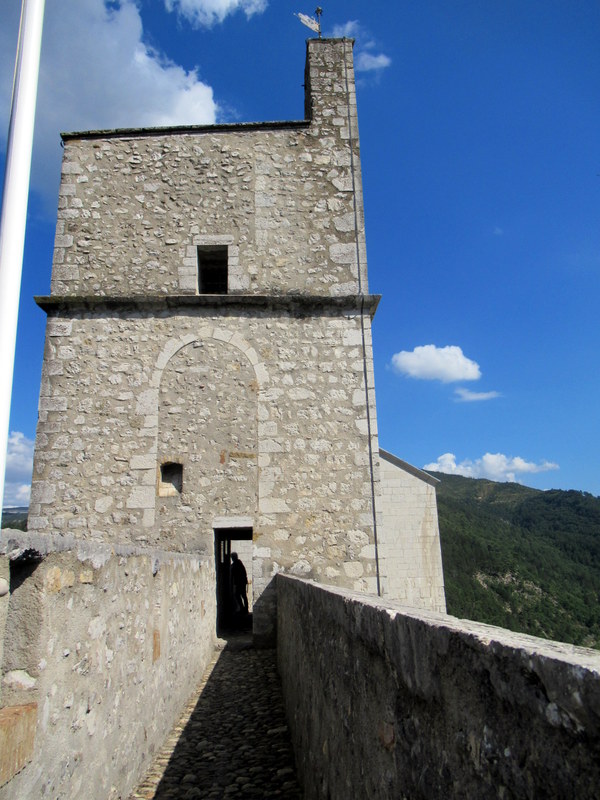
left=158, top=462, right=183, bottom=496
left=198, top=246, right=228, bottom=294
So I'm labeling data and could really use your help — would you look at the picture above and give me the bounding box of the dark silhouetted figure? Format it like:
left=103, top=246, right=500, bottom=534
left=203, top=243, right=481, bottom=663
left=231, top=552, right=249, bottom=615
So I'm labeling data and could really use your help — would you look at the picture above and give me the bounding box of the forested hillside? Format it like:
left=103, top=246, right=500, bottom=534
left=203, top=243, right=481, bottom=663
left=1, top=507, right=28, bottom=531
left=431, top=473, right=600, bottom=649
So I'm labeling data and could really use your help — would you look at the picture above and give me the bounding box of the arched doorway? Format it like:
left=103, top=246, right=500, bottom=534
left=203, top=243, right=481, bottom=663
left=155, top=336, right=258, bottom=556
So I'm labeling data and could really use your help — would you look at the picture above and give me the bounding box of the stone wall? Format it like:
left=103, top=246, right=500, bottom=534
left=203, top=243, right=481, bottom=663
left=51, top=40, right=366, bottom=299
left=28, top=311, right=381, bottom=632
left=377, top=450, right=446, bottom=612
left=277, top=576, right=600, bottom=799
left=0, top=532, right=216, bottom=799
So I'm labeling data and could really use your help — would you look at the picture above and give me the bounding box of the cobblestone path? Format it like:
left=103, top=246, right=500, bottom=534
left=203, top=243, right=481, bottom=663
left=130, top=638, right=303, bottom=799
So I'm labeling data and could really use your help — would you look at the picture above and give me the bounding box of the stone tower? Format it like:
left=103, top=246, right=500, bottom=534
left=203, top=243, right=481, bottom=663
left=29, top=38, right=445, bottom=642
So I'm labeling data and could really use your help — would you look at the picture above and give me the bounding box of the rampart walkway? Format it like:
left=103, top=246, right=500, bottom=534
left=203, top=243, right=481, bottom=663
left=129, top=635, right=302, bottom=800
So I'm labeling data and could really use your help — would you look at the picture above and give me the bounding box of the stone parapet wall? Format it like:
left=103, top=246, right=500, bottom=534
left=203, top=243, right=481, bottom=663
left=0, top=532, right=216, bottom=799
left=277, top=576, right=600, bottom=799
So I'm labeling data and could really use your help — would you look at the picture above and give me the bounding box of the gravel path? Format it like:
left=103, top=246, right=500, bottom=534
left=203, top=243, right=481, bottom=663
left=129, top=637, right=303, bottom=799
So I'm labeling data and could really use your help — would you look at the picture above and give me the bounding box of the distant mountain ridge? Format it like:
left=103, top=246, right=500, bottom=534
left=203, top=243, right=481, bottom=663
left=431, top=472, right=600, bottom=649
left=1, top=507, right=28, bottom=530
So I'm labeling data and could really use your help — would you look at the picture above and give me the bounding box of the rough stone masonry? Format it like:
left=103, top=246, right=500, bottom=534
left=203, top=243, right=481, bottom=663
left=28, top=37, right=446, bottom=644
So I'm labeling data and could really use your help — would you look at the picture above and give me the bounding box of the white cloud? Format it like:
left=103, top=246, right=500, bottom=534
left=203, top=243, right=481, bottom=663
left=164, top=0, right=268, bottom=28
left=0, top=0, right=218, bottom=204
left=3, top=431, right=34, bottom=507
left=454, top=388, right=500, bottom=402
left=355, top=52, right=392, bottom=72
left=424, top=452, right=559, bottom=483
left=4, top=483, right=31, bottom=507
left=5, top=431, right=34, bottom=481
left=331, top=19, right=391, bottom=74
left=332, top=21, right=361, bottom=38
left=391, top=345, right=481, bottom=383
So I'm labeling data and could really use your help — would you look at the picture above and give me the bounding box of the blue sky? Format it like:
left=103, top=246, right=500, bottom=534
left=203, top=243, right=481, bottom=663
left=1, top=0, right=599, bottom=506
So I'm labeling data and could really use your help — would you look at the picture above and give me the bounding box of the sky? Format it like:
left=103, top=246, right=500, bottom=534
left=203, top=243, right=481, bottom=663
left=1, top=0, right=599, bottom=506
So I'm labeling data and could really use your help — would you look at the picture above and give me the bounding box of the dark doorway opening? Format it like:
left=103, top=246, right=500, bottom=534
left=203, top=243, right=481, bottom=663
left=214, top=527, right=253, bottom=635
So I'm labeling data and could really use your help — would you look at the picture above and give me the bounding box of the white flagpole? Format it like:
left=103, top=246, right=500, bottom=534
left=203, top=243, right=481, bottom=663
left=0, top=0, right=46, bottom=516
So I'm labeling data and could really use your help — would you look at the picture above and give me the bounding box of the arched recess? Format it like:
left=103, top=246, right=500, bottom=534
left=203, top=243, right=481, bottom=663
left=129, top=327, right=268, bottom=554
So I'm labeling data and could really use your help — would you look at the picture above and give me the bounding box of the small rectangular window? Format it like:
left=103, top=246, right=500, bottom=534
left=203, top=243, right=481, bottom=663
left=159, top=462, right=183, bottom=496
left=198, top=246, right=228, bottom=294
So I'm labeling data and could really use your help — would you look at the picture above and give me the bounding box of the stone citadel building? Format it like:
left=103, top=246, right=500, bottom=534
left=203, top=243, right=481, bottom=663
left=28, top=36, right=445, bottom=643
left=4, top=37, right=595, bottom=800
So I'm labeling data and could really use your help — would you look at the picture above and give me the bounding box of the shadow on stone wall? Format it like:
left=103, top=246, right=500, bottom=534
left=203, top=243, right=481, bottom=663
left=277, top=575, right=600, bottom=800
left=251, top=578, right=278, bottom=648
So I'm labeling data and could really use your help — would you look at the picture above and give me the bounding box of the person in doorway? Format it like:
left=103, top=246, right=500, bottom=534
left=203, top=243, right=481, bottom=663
left=230, top=552, right=249, bottom=615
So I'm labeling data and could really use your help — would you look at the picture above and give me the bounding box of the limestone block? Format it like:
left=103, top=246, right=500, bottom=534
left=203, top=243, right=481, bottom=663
left=333, top=212, right=356, bottom=232
left=178, top=275, right=197, bottom=291
left=54, top=234, right=74, bottom=249
left=94, top=496, right=113, bottom=513
left=61, top=161, right=82, bottom=174
left=130, top=454, right=155, bottom=470
left=259, top=498, right=290, bottom=514
left=2, top=671, right=37, bottom=691
left=213, top=328, right=234, bottom=343
left=343, top=561, right=364, bottom=579
left=329, top=243, right=357, bottom=264
left=329, top=281, right=358, bottom=296
left=142, top=509, right=155, bottom=528
left=58, top=183, right=76, bottom=196
left=258, top=422, right=278, bottom=437
left=260, top=439, right=283, bottom=454
left=38, top=397, right=67, bottom=413
left=331, top=176, right=353, bottom=192
left=32, top=482, right=55, bottom=505
left=126, top=486, right=155, bottom=510
left=136, top=389, right=158, bottom=416
left=47, top=320, right=72, bottom=337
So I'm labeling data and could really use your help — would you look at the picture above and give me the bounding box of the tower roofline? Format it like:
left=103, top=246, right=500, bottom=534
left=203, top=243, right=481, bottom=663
left=60, top=119, right=310, bottom=142
left=61, top=38, right=357, bottom=142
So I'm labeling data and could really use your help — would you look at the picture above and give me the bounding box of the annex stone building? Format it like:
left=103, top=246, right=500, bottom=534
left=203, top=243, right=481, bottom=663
left=28, top=37, right=445, bottom=642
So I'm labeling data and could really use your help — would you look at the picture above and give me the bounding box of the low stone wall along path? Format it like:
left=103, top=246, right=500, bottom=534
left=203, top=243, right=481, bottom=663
left=130, top=635, right=303, bottom=799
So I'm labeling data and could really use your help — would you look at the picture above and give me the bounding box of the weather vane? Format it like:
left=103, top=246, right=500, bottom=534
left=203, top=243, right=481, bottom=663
left=295, top=7, right=323, bottom=38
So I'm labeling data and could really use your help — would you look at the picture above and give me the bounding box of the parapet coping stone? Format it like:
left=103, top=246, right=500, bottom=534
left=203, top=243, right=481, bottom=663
left=277, top=574, right=600, bottom=671
left=35, top=294, right=381, bottom=318
left=61, top=119, right=311, bottom=142
left=0, top=530, right=207, bottom=573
